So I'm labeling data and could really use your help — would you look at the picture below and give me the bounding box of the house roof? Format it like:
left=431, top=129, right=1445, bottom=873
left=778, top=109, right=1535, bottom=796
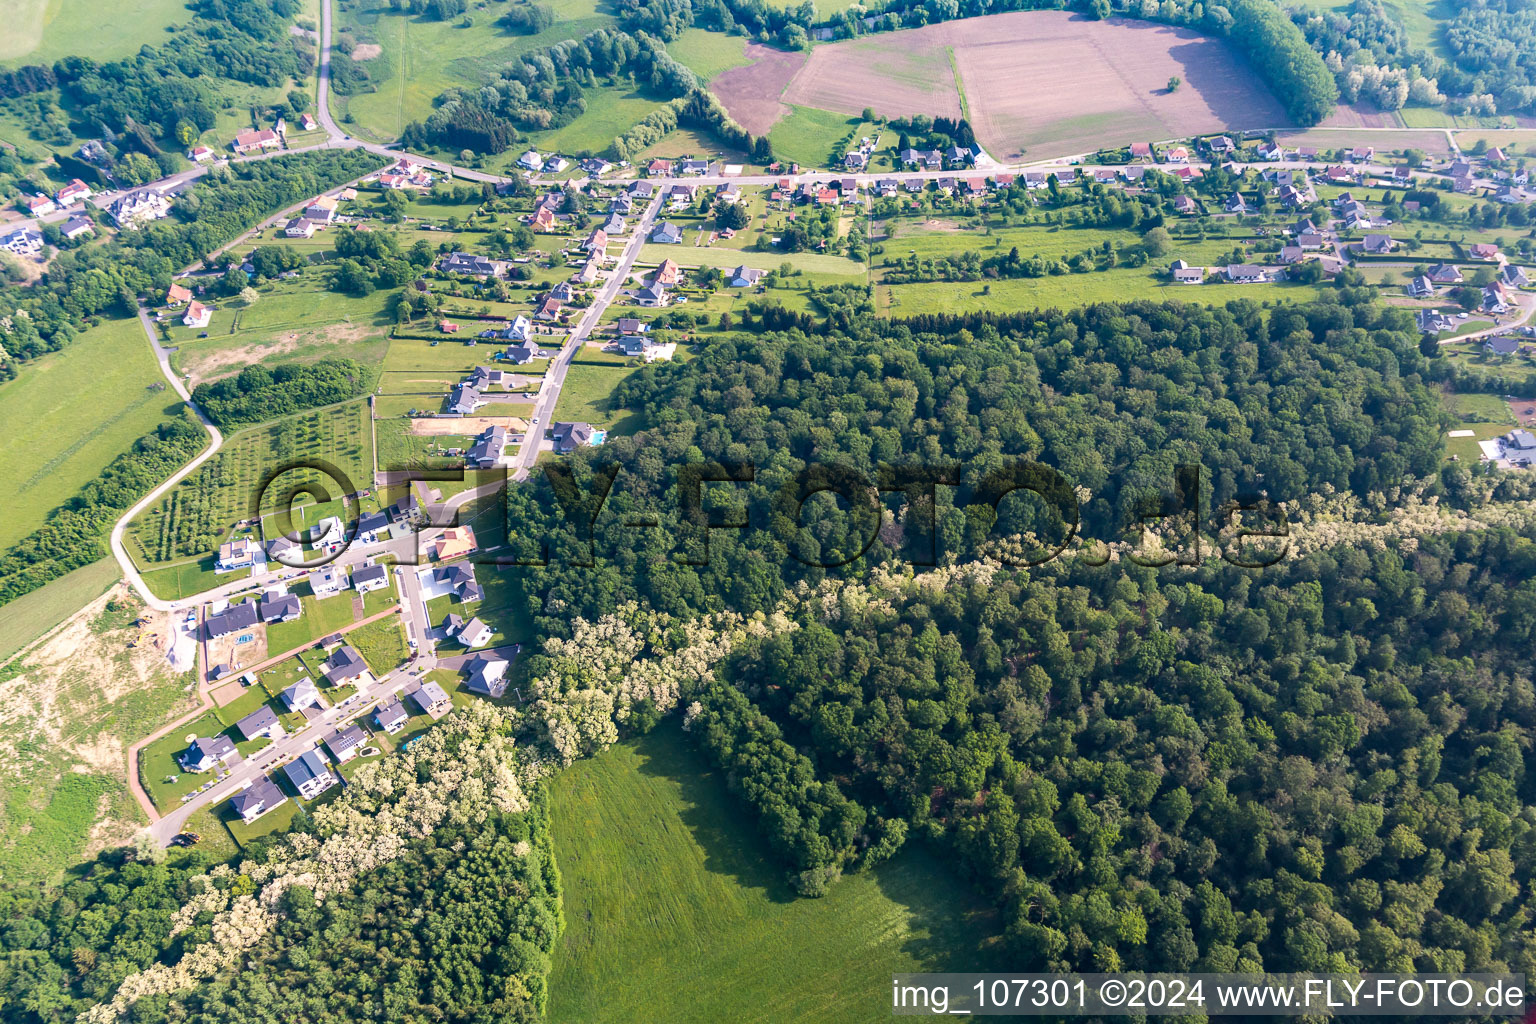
left=235, top=705, right=279, bottom=738
left=326, top=723, right=368, bottom=757
left=187, top=734, right=236, bottom=762
left=230, top=777, right=284, bottom=817
left=324, top=645, right=368, bottom=684
left=376, top=700, right=409, bottom=729
left=282, top=677, right=320, bottom=707
left=352, top=563, right=389, bottom=589
left=283, top=749, right=333, bottom=789
left=206, top=600, right=260, bottom=638
left=260, top=593, right=301, bottom=622
left=461, top=615, right=490, bottom=639
left=406, top=680, right=450, bottom=711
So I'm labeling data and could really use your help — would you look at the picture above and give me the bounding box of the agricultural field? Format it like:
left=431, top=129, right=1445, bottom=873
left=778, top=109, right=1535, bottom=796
left=126, top=401, right=375, bottom=579
left=708, top=42, right=809, bottom=137
left=0, top=316, right=182, bottom=551
left=332, top=0, right=615, bottom=143
left=0, top=0, right=189, bottom=64
left=730, top=12, right=1290, bottom=161
left=160, top=277, right=394, bottom=387
left=0, top=584, right=197, bottom=885
left=546, top=726, right=1006, bottom=1023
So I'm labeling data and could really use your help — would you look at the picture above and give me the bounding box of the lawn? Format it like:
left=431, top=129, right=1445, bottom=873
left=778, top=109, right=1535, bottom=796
left=332, top=0, right=615, bottom=143
left=768, top=105, right=864, bottom=170
left=524, top=84, right=671, bottom=157
left=348, top=615, right=409, bottom=675
left=878, top=273, right=1332, bottom=315
left=0, top=557, right=120, bottom=664
left=0, top=316, right=183, bottom=550
left=636, top=244, right=866, bottom=278
left=139, top=710, right=232, bottom=811
left=667, top=28, right=752, bottom=81
left=551, top=362, right=642, bottom=428
left=266, top=582, right=361, bottom=653
left=546, top=725, right=1006, bottom=1023
left=0, top=0, right=189, bottom=63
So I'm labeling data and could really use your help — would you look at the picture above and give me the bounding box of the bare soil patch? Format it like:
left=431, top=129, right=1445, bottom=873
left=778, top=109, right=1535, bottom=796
left=783, top=32, right=960, bottom=123
left=1511, top=399, right=1536, bottom=425
left=352, top=43, right=383, bottom=61
left=210, top=678, right=249, bottom=707
left=206, top=621, right=267, bottom=674
left=1320, top=102, right=1405, bottom=129
left=410, top=414, right=530, bottom=435
left=711, top=42, right=809, bottom=136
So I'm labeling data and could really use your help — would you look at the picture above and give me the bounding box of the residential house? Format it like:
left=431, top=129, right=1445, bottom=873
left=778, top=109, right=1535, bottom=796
left=517, top=150, right=544, bottom=172
left=1416, top=308, right=1456, bottom=333
left=60, top=216, right=93, bottom=240
left=1485, top=336, right=1521, bottom=356
left=1278, top=246, right=1305, bottom=264
left=727, top=264, right=764, bottom=288
left=281, top=677, right=322, bottom=713
left=189, top=145, right=215, bottom=163
left=229, top=778, right=287, bottom=823
left=449, top=383, right=484, bottom=414
left=183, top=301, right=212, bottom=330
left=573, top=260, right=601, bottom=285
left=1225, top=264, right=1275, bottom=283
left=355, top=510, right=390, bottom=544
left=463, top=653, right=510, bottom=697
left=456, top=616, right=494, bottom=648
left=1449, top=158, right=1473, bottom=179
left=633, top=282, right=669, bottom=308
left=946, top=145, right=973, bottom=165
left=406, top=680, right=452, bottom=717
left=234, top=705, right=283, bottom=742
left=1172, top=195, right=1197, bottom=215
left=533, top=296, right=563, bottom=321
left=325, top=724, right=368, bottom=764
left=903, top=178, right=925, bottom=194
left=1428, top=263, right=1464, bottom=284
left=352, top=562, right=390, bottom=595
left=1130, top=142, right=1153, bottom=161
left=504, top=341, right=539, bottom=364
left=653, top=260, right=680, bottom=286
left=439, top=252, right=497, bottom=276
left=1500, top=264, right=1528, bottom=287
left=1257, top=141, right=1283, bottom=161
left=844, top=150, right=866, bottom=171
left=467, top=424, right=512, bottom=468
left=1407, top=275, right=1435, bottom=298
left=667, top=185, right=694, bottom=207
left=616, top=317, right=648, bottom=336
left=581, top=157, right=611, bottom=176
left=205, top=600, right=259, bottom=640
left=1349, top=146, right=1374, bottom=163
left=300, top=112, right=319, bottom=131
left=531, top=207, right=557, bottom=232
left=1483, top=284, right=1510, bottom=313
left=651, top=221, right=683, bottom=245
left=304, top=195, right=339, bottom=222
left=310, top=564, right=350, bottom=598
left=552, top=421, right=598, bottom=452
left=283, top=750, right=338, bottom=800
left=374, top=700, right=409, bottom=735
left=108, top=190, right=171, bottom=227
left=1496, top=185, right=1523, bottom=203
left=600, top=213, right=626, bottom=235
left=1224, top=193, right=1248, bottom=215
left=628, top=180, right=655, bottom=198
left=715, top=183, right=743, bottom=205
left=1297, top=233, right=1326, bottom=251
left=1170, top=259, right=1205, bottom=284
left=500, top=314, right=533, bottom=342
left=216, top=537, right=261, bottom=573
left=1324, top=165, right=1354, bottom=184
left=55, top=179, right=92, bottom=205
left=180, top=734, right=236, bottom=772
left=1207, top=135, right=1235, bottom=156
left=549, top=280, right=575, bottom=303
left=0, top=227, right=42, bottom=256
left=433, top=528, right=477, bottom=564
left=1023, top=172, right=1049, bottom=190
left=679, top=158, right=709, bottom=175
left=1164, top=146, right=1190, bottom=163
left=1358, top=234, right=1397, bottom=255
left=583, top=227, right=608, bottom=253
left=323, top=645, right=369, bottom=686
left=1470, top=243, right=1501, bottom=260
left=260, top=592, right=301, bottom=624
left=25, top=194, right=55, bottom=216
left=267, top=535, right=301, bottom=563
left=284, top=218, right=318, bottom=239
left=232, top=128, right=280, bottom=154
left=432, top=560, right=482, bottom=602
left=166, top=282, right=193, bottom=306
left=1454, top=175, right=1477, bottom=194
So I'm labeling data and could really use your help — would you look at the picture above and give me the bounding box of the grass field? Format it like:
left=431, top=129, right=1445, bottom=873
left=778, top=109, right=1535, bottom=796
left=0, top=0, right=188, bottom=64
left=636, top=244, right=866, bottom=277
left=667, top=29, right=752, bottom=81
left=347, top=615, right=408, bottom=675
left=162, top=279, right=394, bottom=386
left=551, top=362, right=644, bottom=429
left=879, top=272, right=1331, bottom=315
left=333, top=0, right=615, bottom=143
left=546, top=725, right=1006, bottom=1023
left=0, top=317, right=181, bottom=551
left=0, top=557, right=120, bottom=664
left=767, top=105, right=864, bottom=170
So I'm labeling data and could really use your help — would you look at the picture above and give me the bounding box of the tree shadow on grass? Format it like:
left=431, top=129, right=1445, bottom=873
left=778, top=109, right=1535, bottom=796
left=872, top=845, right=1010, bottom=974
left=630, top=723, right=801, bottom=905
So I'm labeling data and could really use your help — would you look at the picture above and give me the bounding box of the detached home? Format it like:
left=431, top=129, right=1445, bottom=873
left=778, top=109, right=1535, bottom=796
left=229, top=778, right=287, bottom=823
left=283, top=750, right=338, bottom=800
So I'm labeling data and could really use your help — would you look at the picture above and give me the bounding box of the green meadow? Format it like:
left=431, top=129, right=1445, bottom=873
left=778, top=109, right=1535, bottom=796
left=0, top=0, right=189, bottom=64
left=546, top=725, right=1006, bottom=1024
left=0, top=316, right=182, bottom=551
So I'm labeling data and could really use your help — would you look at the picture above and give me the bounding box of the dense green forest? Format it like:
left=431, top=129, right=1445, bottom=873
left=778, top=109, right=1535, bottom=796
left=192, top=360, right=374, bottom=428
left=5, top=290, right=1535, bottom=1011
